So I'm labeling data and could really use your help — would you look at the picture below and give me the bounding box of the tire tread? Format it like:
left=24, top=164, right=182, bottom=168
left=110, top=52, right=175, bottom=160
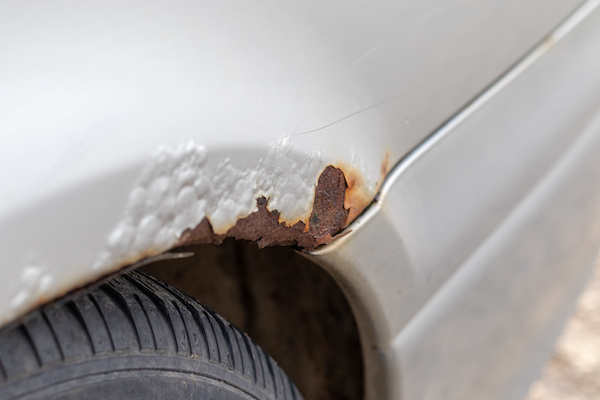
left=0, top=270, right=300, bottom=400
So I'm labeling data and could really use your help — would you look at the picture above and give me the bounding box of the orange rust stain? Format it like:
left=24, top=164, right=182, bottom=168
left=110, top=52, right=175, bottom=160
left=342, top=167, right=370, bottom=225
left=339, top=150, right=390, bottom=226
left=24, top=154, right=394, bottom=320
left=380, top=151, right=390, bottom=178
left=178, top=166, right=349, bottom=250
left=192, top=151, right=392, bottom=239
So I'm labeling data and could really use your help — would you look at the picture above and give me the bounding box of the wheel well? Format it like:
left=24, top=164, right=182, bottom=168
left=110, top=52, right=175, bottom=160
left=140, top=239, right=364, bottom=400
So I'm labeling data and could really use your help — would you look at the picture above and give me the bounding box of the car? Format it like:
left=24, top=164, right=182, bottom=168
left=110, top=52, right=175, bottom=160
left=2, top=0, right=600, bottom=399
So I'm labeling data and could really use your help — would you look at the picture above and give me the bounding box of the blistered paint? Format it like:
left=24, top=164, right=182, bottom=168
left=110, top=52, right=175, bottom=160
left=94, top=139, right=335, bottom=271
left=3, top=137, right=382, bottom=329
left=177, top=165, right=350, bottom=250
left=10, top=256, right=54, bottom=312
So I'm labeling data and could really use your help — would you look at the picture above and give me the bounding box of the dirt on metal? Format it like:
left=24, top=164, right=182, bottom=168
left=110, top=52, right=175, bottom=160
left=178, top=165, right=351, bottom=250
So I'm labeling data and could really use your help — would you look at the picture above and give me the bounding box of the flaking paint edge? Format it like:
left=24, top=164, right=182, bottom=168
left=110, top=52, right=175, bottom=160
left=8, top=139, right=381, bottom=328
left=93, top=139, right=378, bottom=271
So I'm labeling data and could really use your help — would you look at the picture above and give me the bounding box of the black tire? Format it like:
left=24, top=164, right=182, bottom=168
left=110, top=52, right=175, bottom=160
left=0, top=270, right=303, bottom=400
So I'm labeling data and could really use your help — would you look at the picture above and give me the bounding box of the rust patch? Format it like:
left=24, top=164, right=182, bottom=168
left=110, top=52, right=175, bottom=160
left=178, top=166, right=350, bottom=250
left=342, top=168, right=369, bottom=225
left=341, top=151, right=390, bottom=225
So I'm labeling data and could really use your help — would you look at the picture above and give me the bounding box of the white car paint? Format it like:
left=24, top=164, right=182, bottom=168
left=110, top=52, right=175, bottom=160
left=0, top=0, right=583, bottom=328
left=1, top=0, right=599, bottom=399
left=95, top=140, right=334, bottom=271
left=313, top=1, right=600, bottom=398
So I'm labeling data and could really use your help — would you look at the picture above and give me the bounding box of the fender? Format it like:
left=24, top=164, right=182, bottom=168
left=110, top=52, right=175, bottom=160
left=0, top=2, right=596, bottom=400
left=0, top=0, right=582, bottom=327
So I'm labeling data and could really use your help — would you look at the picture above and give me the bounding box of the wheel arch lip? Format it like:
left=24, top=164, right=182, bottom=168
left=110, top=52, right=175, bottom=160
left=0, top=136, right=388, bottom=329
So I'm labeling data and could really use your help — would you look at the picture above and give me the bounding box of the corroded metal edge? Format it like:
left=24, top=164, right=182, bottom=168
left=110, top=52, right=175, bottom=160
left=178, top=165, right=350, bottom=250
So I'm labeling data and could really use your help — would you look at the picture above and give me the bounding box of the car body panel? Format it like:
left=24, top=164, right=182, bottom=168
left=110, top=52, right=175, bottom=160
left=394, top=119, right=600, bottom=399
left=0, top=0, right=584, bottom=327
left=312, top=1, right=600, bottom=397
left=1, top=1, right=599, bottom=399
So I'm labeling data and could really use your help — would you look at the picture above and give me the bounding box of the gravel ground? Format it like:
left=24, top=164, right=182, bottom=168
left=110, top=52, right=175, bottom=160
left=525, top=263, right=600, bottom=400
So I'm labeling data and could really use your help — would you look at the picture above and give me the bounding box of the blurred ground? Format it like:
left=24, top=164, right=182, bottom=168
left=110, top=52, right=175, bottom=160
left=525, top=263, right=600, bottom=400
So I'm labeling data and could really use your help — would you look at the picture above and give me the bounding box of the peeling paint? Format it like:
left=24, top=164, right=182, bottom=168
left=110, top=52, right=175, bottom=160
left=12, top=255, right=54, bottom=312
left=94, top=139, right=375, bottom=273
left=178, top=165, right=349, bottom=250
left=339, top=151, right=389, bottom=224
left=3, top=140, right=383, bottom=329
left=342, top=165, right=371, bottom=224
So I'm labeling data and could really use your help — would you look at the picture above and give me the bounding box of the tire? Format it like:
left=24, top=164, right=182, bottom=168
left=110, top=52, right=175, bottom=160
left=0, top=270, right=303, bottom=400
